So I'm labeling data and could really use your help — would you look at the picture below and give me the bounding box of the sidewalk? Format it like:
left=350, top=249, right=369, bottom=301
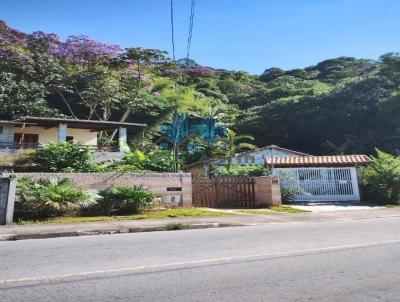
left=1, top=207, right=399, bottom=241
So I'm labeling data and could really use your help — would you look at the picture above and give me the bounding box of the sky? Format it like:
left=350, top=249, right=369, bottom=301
left=1, top=0, right=400, bottom=74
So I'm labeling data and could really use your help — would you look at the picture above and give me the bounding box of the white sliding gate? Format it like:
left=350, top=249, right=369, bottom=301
left=275, top=167, right=360, bottom=201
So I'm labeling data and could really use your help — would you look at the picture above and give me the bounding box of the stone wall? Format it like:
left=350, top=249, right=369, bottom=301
left=12, top=173, right=192, bottom=208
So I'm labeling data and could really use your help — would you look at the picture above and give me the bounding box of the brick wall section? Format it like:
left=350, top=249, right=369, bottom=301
left=254, top=176, right=282, bottom=206
left=12, top=173, right=193, bottom=208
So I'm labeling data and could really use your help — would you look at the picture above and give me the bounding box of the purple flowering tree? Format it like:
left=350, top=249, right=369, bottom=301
left=52, top=35, right=122, bottom=64
left=186, top=65, right=215, bottom=77
left=27, top=31, right=61, bottom=52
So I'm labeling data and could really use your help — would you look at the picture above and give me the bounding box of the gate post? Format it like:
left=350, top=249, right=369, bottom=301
left=254, top=176, right=281, bottom=207
left=350, top=167, right=361, bottom=201
left=0, top=176, right=17, bottom=225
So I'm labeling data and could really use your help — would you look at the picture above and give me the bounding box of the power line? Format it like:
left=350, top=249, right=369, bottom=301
left=186, top=0, right=196, bottom=65
left=170, top=0, right=176, bottom=61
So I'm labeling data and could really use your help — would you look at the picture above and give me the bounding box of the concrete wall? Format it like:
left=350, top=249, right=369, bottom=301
left=13, top=173, right=192, bottom=208
left=9, top=126, right=98, bottom=146
left=254, top=176, right=282, bottom=206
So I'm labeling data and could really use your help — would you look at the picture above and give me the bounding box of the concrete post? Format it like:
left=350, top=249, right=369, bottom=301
left=0, top=177, right=16, bottom=225
left=254, top=176, right=281, bottom=207
left=181, top=174, right=193, bottom=207
left=58, top=123, right=68, bottom=142
left=118, top=127, right=130, bottom=153
left=5, top=178, right=16, bottom=225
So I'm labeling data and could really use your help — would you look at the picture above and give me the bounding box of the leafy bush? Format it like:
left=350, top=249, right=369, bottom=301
left=19, top=142, right=100, bottom=172
left=166, top=222, right=187, bottom=231
left=98, top=185, right=154, bottom=215
left=215, top=164, right=266, bottom=176
left=114, top=148, right=174, bottom=172
left=362, top=150, right=400, bottom=204
left=280, top=187, right=296, bottom=203
left=14, top=177, right=99, bottom=221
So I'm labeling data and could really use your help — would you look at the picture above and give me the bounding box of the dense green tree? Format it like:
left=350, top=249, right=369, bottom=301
left=2, top=20, right=400, bottom=159
left=214, top=129, right=256, bottom=172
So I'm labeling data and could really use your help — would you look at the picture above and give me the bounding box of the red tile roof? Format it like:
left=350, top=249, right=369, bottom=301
left=265, top=155, right=373, bottom=167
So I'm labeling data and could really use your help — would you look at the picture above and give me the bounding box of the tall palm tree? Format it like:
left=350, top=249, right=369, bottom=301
left=215, top=129, right=256, bottom=172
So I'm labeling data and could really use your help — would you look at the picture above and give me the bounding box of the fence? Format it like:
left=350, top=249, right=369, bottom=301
left=276, top=167, right=360, bottom=201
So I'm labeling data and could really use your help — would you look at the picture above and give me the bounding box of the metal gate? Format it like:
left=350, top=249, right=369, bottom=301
left=275, top=167, right=360, bottom=201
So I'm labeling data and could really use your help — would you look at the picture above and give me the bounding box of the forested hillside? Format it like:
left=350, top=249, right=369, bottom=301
left=1, top=20, right=400, bottom=155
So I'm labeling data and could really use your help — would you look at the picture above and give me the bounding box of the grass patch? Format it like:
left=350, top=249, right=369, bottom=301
left=166, top=222, right=187, bottom=231
left=139, top=208, right=231, bottom=219
left=238, top=205, right=308, bottom=215
left=16, top=208, right=231, bottom=225
left=270, top=205, right=309, bottom=213
left=238, top=209, right=274, bottom=215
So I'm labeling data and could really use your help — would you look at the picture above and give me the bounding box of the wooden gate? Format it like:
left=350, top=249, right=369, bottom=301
left=192, top=176, right=255, bottom=208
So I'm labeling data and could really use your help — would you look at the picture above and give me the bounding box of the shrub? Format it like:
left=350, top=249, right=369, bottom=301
left=112, top=148, right=174, bottom=172
left=280, top=187, right=296, bottom=203
left=99, top=185, right=154, bottom=215
left=37, top=178, right=99, bottom=212
left=362, top=149, right=400, bottom=204
left=20, top=142, right=100, bottom=172
left=14, top=177, right=100, bottom=221
left=216, top=164, right=266, bottom=176
left=15, top=177, right=52, bottom=220
left=166, top=222, right=187, bottom=231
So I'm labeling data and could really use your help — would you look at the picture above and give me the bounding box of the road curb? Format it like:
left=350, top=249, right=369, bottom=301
left=0, top=223, right=240, bottom=241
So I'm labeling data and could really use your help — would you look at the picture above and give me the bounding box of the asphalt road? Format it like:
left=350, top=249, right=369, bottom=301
left=1, top=217, right=400, bottom=302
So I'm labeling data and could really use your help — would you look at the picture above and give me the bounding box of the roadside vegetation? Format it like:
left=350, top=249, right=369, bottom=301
left=16, top=208, right=231, bottom=225
left=14, top=176, right=231, bottom=224
left=362, top=149, right=400, bottom=205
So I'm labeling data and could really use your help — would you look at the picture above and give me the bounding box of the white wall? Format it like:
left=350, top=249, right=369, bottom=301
left=10, top=126, right=98, bottom=146
left=215, top=148, right=302, bottom=166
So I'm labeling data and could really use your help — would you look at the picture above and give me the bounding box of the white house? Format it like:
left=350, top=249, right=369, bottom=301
left=186, top=145, right=309, bottom=176
left=0, top=116, right=146, bottom=164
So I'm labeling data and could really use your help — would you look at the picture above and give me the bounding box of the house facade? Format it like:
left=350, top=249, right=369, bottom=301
left=186, top=145, right=309, bottom=176
left=214, top=145, right=310, bottom=166
left=0, top=116, right=146, bottom=164
left=0, top=123, right=98, bottom=149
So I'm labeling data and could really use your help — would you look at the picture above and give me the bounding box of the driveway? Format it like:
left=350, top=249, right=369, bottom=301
left=289, top=201, right=385, bottom=212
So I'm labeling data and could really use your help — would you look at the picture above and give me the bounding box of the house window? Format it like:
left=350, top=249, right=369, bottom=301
left=0, top=126, right=3, bottom=134
left=14, top=133, right=39, bottom=148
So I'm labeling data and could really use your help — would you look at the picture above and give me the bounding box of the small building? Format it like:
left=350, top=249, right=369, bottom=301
left=0, top=116, right=146, bottom=164
left=266, top=155, right=373, bottom=202
left=186, top=145, right=309, bottom=176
